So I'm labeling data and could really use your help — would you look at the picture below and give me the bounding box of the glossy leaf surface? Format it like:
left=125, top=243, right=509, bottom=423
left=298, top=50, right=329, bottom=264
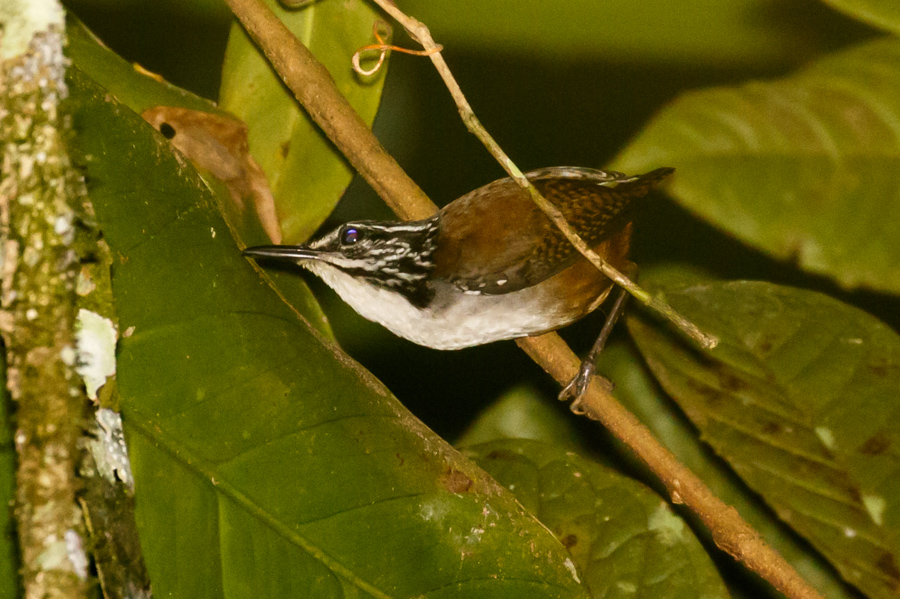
left=821, top=0, right=900, bottom=34
left=465, top=439, right=730, bottom=599
left=615, top=37, right=900, bottom=295
left=627, top=279, right=900, bottom=598
left=69, top=70, right=589, bottom=598
left=219, top=0, right=388, bottom=243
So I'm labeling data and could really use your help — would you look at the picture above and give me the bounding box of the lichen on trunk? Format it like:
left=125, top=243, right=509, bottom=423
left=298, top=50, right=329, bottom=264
left=0, top=6, right=91, bottom=597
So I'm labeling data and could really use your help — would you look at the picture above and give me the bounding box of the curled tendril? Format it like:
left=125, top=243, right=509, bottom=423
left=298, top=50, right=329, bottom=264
left=352, top=20, right=443, bottom=76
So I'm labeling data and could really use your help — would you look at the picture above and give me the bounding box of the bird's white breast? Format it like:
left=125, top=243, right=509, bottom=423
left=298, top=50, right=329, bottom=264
left=306, top=261, right=608, bottom=350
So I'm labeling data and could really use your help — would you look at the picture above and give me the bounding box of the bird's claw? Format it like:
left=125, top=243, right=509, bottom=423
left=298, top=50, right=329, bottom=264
left=558, top=360, right=614, bottom=412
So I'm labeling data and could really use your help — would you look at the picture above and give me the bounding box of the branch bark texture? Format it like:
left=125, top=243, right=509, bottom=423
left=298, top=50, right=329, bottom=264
left=0, top=6, right=90, bottom=598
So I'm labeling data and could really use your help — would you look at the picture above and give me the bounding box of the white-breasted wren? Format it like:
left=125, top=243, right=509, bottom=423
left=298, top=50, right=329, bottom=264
left=244, top=166, right=673, bottom=398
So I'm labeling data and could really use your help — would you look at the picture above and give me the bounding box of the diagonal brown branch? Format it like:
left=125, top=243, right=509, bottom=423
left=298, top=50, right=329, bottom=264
left=222, top=1, right=824, bottom=598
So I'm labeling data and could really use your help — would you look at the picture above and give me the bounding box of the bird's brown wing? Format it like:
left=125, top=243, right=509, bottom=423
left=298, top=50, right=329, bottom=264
left=432, top=167, right=673, bottom=295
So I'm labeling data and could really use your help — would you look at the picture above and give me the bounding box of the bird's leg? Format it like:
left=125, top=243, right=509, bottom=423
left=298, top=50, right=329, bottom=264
left=558, top=266, right=635, bottom=408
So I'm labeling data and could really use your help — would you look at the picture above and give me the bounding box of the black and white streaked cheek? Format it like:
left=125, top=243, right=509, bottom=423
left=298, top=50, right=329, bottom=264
left=323, top=218, right=439, bottom=307
left=328, top=256, right=381, bottom=273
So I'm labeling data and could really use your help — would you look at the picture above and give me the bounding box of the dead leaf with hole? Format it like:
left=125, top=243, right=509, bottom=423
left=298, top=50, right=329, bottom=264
left=141, top=106, right=282, bottom=244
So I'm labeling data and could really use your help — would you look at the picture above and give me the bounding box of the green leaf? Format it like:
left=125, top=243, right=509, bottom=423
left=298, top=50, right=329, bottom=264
left=464, top=439, right=730, bottom=599
left=614, top=37, right=900, bottom=296
left=69, top=69, right=589, bottom=598
left=219, top=0, right=388, bottom=244
left=821, top=0, right=900, bottom=34
left=598, top=341, right=863, bottom=599
left=627, top=278, right=900, bottom=599
left=67, top=16, right=333, bottom=339
left=456, top=385, right=585, bottom=450
left=400, top=0, right=863, bottom=66
left=0, top=355, right=16, bottom=599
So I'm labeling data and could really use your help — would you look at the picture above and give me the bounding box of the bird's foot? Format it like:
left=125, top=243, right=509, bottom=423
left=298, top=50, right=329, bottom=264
left=558, top=360, right=614, bottom=413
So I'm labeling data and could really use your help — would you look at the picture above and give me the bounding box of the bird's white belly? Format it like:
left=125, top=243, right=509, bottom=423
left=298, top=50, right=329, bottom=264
left=309, top=263, right=606, bottom=350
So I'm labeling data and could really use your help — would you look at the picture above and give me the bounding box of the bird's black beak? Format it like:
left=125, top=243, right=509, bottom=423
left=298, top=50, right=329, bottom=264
left=242, top=245, right=321, bottom=262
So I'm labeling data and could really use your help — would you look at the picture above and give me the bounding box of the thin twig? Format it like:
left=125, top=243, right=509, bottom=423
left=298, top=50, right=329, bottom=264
left=223, top=1, right=822, bottom=597
left=366, top=1, right=717, bottom=351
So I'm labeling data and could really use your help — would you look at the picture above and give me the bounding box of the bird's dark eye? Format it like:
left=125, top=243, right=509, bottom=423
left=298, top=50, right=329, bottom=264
left=341, top=227, right=359, bottom=245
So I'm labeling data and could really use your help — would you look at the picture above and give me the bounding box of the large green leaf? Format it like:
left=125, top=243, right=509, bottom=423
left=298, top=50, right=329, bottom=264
left=614, top=37, right=900, bottom=296
left=627, top=278, right=900, bottom=599
left=69, top=69, right=589, bottom=598
left=219, top=0, right=388, bottom=244
left=0, top=356, right=16, bottom=599
left=820, top=0, right=900, bottom=34
left=464, top=439, right=730, bottom=599
left=598, top=341, right=864, bottom=599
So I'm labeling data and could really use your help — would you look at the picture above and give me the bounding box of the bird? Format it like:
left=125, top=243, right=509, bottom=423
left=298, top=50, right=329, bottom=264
left=243, top=166, right=673, bottom=400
